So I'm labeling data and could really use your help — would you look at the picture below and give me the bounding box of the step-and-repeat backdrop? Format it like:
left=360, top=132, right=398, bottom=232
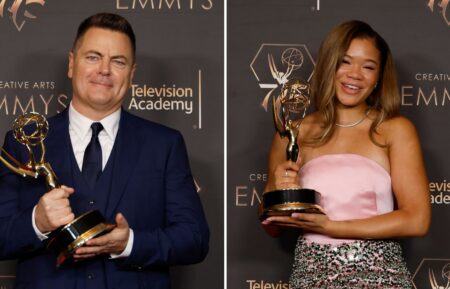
left=0, top=1, right=223, bottom=288
left=228, top=0, right=449, bottom=289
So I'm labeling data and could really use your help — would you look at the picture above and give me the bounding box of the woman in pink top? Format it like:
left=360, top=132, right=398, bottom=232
left=262, top=20, right=431, bottom=288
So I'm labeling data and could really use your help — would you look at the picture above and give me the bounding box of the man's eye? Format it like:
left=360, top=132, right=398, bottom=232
left=112, top=59, right=127, bottom=67
left=86, top=55, right=99, bottom=62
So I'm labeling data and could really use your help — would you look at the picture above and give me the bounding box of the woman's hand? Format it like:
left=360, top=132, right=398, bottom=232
left=270, top=160, right=301, bottom=190
left=262, top=212, right=334, bottom=236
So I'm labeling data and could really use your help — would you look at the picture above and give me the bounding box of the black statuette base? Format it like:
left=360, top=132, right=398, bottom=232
left=45, top=210, right=113, bottom=267
left=260, top=188, right=323, bottom=220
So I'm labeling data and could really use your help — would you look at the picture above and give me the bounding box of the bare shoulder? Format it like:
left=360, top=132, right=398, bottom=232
left=299, top=111, right=323, bottom=139
left=378, top=115, right=420, bottom=147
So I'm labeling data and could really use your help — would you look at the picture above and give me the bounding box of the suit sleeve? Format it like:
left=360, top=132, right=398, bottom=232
left=120, top=131, right=209, bottom=269
left=0, top=131, right=45, bottom=259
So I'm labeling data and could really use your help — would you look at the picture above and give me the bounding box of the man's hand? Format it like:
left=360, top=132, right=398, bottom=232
left=73, top=213, right=130, bottom=259
left=35, top=186, right=75, bottom=233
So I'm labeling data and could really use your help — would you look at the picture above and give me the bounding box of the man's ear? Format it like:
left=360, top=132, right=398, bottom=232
left=129, top=63, right=137, bottom=88
left=68, top=52, right=74, bottom=79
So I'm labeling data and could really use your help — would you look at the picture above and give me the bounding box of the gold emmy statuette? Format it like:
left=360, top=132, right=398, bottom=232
left=0, top=113, right=114, bottom=267
left=260, top=78, right=323, bottom=220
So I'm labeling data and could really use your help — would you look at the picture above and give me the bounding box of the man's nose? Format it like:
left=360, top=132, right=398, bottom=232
left=99, top=60, right=111, bottom=75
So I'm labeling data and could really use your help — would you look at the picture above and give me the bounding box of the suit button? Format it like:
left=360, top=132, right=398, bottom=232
left=89, top=200, right=95, bottom=205
left=87, top=273, right=94, bottom=279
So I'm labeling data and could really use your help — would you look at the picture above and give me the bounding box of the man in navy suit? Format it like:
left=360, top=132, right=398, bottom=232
left=0, top=13, right=209, bottom=289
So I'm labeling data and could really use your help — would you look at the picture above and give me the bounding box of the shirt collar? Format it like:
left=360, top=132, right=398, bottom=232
left=68, top=102, right=121, bottom=142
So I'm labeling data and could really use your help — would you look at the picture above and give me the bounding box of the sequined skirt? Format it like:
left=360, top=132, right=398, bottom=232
left=289, top=238, right=413, bottom=289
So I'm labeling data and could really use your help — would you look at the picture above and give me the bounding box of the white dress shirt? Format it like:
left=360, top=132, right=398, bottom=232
left=69, top=103, right=119, bottom=171
left=32, top=102, right=133, bottom=258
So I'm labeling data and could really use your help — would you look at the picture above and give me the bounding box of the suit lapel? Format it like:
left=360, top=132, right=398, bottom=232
left=44, top=109, right=74, bottom=188
left=105, top=110, right=141, bottom=219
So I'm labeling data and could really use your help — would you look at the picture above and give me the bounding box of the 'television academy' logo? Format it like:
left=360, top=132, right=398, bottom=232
left=427, top=0, right=449, bottom=26
left=127, top=69, right=203, bottom=129
left=0, top=0, right=45, bottom=31
left=250, top=44, right=315, bottom=111
left=429, top=180, right=450, bottom=205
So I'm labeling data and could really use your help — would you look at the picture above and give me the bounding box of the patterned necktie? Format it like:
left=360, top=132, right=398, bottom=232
left=82, top=122, right=103, bottom=188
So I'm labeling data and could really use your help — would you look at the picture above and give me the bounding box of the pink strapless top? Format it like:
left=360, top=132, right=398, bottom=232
left=300, top=154, right=393, bottom=245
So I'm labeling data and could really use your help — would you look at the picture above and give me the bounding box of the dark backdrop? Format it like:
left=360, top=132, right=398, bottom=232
left=228, top=1, right=449, bottom=288
left=0, top=1, right=223, bottom=288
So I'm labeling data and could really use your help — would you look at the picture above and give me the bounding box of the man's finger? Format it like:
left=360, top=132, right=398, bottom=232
left=86, top=235, right=108, bottom=246
left=46, top=187, right=74, bottom=201
left=115, top=213, right=129, bottom=228
left=73, top=253, right=96, bottom=260
left=58, top=213, right=75, bottom=225
left=75, top=245, right=103, bottom=255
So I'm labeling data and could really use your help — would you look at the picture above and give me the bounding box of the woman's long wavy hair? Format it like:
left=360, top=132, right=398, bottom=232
left=308, top=20, right=400, bottom=146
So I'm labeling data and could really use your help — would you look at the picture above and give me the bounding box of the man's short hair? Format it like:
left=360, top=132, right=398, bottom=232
left=72, top=13, right=136, bottom=62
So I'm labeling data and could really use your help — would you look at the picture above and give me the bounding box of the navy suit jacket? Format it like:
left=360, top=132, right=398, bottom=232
left=0, top=109, right=209, bottom=289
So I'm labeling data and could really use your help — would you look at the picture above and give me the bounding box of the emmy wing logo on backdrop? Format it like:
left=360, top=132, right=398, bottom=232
left=250, top=44, right=315, bottom=111
left=429, top=264, right=450, bottom=289
left=233, top=44, right=315, bottom=211
left=412, top=259, right=450, bottom=289
left=427, top=0, right=449, bottom=25
left=233, top=44, right=316, bottom=209
left=0, top=0, right=45, bottom=31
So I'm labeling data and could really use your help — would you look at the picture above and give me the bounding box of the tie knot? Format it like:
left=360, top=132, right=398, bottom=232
left=91, top=122, right=103, bottom=137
